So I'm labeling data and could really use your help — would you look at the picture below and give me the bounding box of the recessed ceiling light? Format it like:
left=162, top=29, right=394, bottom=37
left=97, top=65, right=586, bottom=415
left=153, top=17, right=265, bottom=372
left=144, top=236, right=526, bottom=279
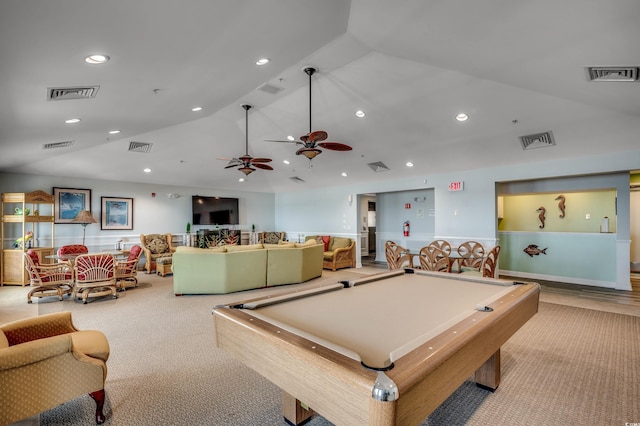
left=406, top=162, right=414, bottom=167
left=256, top=58, right=270, bottom=66
left=108, top=130, right=120, bottom=135
left=143, top=168, right=151, bottom=173
left=283, top=160, right=290, bottom=165
left=239, top=177, right=245, bottom=182
left=355, top=110, right=366, bottom=118
left=456, top=113, right=469, bottom=122
left=85, top=54, right=110, bottom=64
left=287, top=135, right=295, bottom=141
left=65, top=118, right=81, bottom=124
left=191, top=106, right=203, bottom=112
left=341, top=172, right=348, bottom=177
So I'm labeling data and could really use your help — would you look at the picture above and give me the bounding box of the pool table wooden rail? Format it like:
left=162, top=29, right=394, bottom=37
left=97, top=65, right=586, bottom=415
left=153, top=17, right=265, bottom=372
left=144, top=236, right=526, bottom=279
left=213, top=277, right=540, bottom=426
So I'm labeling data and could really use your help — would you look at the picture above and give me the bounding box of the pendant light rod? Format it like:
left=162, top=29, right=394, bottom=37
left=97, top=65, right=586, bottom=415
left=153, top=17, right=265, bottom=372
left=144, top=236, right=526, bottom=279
left=303, top=67, right=318, bottom=134
left=242, top=103, right=252, bottom=155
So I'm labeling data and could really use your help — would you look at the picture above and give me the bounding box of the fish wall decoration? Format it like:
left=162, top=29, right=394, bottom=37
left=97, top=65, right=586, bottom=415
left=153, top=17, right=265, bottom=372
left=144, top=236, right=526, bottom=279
left=536, top=206, right=546, bottom=228
left=555, top=194, right=566, bottom=218
left=523, top=244, right=548, bottom=257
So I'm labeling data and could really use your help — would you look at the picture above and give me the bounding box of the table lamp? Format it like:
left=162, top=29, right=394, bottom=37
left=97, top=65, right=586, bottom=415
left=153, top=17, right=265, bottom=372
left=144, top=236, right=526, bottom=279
left=72, top=210, right=97, bottom=245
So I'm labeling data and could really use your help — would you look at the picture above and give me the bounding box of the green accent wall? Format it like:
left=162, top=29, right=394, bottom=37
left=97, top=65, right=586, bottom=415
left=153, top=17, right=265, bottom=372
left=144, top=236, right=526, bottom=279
left=498, top=190, right=616, bottom=233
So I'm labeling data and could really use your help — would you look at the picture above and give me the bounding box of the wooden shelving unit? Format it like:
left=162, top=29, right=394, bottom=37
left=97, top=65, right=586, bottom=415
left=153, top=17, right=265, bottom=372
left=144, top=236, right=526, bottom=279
left=1, top=190, right=55, bottom=285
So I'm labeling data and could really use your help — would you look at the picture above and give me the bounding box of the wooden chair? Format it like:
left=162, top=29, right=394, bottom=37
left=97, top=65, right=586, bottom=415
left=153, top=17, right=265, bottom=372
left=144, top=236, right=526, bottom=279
left=73, top=254, right=118, bottom=304
left=115, top=245, right=142, bottom=290
left=140, top=233, right=176, bottom=274
left=23, top=250, right=73, bottom=303
left=480, top=245, right=501, bottom=278
left=57, top=244, right=88, bottom=259
left=427, top=240, right=452, bottom=255
left=418, top=245, right=450, bottom=272
left=384, top=240, right=413, bottom=270
left=454, top=241, right=485, bottom=273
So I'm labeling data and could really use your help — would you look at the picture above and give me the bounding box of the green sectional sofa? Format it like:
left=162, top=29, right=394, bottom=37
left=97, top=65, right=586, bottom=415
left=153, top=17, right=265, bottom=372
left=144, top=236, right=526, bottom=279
left=172, top=240, right=323, bottom=295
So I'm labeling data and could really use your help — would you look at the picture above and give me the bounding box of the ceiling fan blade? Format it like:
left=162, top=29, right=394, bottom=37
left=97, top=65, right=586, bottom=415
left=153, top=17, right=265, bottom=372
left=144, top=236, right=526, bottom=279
left=308, top=130, right=328, bottom=142
left=224, top=163, right=240, bottom=169
left=250, top=157, right=272, bottom=163
left=318, top=142, right=353, bottom=151
left=253, top=163, right=274, bottom=171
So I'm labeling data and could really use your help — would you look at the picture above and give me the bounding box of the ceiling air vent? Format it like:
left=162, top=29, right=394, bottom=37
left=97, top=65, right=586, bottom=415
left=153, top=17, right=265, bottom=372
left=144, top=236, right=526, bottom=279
left=289, top=176, right=306, bottom=184
left=367, top=162, right=391, bottom=173
left=519, top=131, right=556, bottom=150
left=43, top=140, right=74, bottom=149
left=585, top=66, right=638, bottom=82
left=48, top=86, right=100, bottom=100
left=256, top=82, right=284, bottom=95
left=128, top=141, right=153, bottom=153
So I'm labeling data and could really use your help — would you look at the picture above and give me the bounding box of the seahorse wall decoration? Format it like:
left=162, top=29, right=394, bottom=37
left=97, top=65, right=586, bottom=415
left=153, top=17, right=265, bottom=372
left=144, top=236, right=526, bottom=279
left=536, top=206, right=546, bottom=229
left=555, top=194, right=566, bottom=218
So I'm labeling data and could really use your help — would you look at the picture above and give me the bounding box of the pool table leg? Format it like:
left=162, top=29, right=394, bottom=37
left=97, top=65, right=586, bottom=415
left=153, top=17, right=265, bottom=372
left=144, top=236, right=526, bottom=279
left=282, top=391, right=315, bottom=425
left=474, top=349, right=501, bottom=391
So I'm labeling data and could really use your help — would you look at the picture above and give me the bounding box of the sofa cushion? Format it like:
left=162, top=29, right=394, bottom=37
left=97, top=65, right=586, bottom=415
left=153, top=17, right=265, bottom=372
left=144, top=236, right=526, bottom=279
left=331, top=237, right=351, bottom=250
left=296, top=239, right=317, bottom=247
left=264, top=243, right=295, bottom=249
left=225, top=243, right=263, bottom=252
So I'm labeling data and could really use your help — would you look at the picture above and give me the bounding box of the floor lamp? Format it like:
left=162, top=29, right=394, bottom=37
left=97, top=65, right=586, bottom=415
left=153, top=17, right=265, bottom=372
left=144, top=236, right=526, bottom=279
left=72, top=210, right=97, bottom=246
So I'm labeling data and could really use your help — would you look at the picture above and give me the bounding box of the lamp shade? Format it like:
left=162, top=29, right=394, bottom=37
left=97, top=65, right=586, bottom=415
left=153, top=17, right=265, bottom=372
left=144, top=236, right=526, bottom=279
left=72, top=210, right=97, bottom=224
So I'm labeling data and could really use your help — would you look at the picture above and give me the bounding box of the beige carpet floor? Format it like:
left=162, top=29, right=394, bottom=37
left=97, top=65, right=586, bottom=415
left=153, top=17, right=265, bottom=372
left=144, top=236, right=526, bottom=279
left=2, top=268, right=639, bottom=426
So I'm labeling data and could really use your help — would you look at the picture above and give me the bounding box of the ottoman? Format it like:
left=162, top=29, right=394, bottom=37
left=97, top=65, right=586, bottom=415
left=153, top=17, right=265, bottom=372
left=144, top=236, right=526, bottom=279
left=156, top=256, right=173, bottom=277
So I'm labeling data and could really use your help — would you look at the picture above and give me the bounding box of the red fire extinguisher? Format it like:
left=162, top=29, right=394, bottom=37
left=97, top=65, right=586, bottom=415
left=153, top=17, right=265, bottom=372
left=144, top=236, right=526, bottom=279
left=403, top=221, right=410, bottom=237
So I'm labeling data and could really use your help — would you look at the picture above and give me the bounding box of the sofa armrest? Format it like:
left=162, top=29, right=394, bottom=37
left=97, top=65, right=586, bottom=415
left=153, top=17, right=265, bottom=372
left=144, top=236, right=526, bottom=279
left=0, top=334, right=72, bottom=370
left=0, top=312, right=78, bottom=346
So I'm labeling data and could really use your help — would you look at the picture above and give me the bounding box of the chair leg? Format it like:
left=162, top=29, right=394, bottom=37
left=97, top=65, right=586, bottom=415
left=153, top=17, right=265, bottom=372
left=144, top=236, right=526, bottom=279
left=89, top=389, right=106, bottom=424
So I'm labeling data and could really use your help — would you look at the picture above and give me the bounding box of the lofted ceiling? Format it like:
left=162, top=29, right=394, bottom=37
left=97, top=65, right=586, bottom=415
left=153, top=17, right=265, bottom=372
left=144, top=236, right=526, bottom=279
left=1, top=0, right=639, bottom=193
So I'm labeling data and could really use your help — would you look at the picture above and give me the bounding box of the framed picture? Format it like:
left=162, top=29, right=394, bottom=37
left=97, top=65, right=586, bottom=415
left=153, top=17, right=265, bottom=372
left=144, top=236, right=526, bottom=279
left=101, top=197, right=134, bottom=230
left=53, top=187, right=92, bottom=223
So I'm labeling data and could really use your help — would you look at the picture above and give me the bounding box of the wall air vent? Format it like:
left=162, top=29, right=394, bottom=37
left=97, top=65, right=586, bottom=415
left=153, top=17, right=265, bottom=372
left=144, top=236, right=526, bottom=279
left=128, top=141, right=153, bottom=153
left=519, top=131, right=556, bottom=150
left=585, top=66, right=638, bottom=82
left=43, top=140, right=74, bottom=149
left=367, top=162, right=390, bottom=173
left=256, top=82, right=285, bottom=95
left=289, top=176, right=306, bottom=184
left=48, top=86, right=100, bottom=100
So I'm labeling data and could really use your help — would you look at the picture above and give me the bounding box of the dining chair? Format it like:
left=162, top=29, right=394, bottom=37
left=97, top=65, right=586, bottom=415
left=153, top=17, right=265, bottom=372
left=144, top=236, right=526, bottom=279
left=427, top=240, right=452, bottom=256
left=57, top=244, right=89, bottom=259
left=73, top=254, right=118, bottom=304
left=418, top=245, right=450, bottom=272
left=480, top=245, right=501, bottom=278
left=115, top=245, right=142, bottom=290
left=384, top=240, right=413, bottom=270
left=454, top=241, right=485, bottom=273
left=23, top=250, right=73, bottom=303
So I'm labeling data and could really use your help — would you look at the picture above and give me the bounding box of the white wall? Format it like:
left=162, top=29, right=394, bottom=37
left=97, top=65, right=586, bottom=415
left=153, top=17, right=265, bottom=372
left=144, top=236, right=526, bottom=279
left=0, top=172, right=276, bottom=251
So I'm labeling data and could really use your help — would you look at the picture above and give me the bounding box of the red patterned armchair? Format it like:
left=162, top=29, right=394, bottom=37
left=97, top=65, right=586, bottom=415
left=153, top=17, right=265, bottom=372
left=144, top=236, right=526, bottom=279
left=140, top=234, right=176, bottom=274
left=23, top=250, right=73, bottom=303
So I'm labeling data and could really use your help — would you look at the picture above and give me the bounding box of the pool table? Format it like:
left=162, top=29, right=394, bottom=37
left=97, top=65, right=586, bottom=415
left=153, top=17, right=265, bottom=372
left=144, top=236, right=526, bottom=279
left=212, top=269, right=539, bottom=426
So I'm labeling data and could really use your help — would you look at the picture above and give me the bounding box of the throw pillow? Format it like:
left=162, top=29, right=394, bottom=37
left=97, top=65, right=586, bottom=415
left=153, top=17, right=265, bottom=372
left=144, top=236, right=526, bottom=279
left=321, top=236, right=331, bottom=251
left=147, top=238, right=169, bottom=254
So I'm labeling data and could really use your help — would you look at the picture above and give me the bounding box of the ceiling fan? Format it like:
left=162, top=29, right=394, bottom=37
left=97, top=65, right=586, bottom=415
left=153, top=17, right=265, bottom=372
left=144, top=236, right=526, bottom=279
left=221, top=104, right=273, bottom=176
left=267, top=66, right=352, bottom=161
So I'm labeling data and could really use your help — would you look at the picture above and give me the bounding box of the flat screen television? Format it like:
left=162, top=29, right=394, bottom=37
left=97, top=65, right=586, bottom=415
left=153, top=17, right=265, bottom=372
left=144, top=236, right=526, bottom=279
left=191, top=196, right=239, bottom=225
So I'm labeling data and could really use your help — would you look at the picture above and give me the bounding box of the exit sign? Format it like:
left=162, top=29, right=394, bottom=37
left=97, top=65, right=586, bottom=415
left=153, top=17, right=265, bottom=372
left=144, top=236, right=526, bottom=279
left=448, top=181, right=464, bottom=191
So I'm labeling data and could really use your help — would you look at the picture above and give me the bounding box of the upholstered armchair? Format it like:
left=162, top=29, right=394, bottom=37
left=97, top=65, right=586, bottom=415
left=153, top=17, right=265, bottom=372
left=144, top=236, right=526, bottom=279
left=23, top=250, right=73, bottom=303
left=306, top=235, right=356, bottom=271
left=0, top=311, right=110, bottom=425
left=140, top=233, right=176, bottom=274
